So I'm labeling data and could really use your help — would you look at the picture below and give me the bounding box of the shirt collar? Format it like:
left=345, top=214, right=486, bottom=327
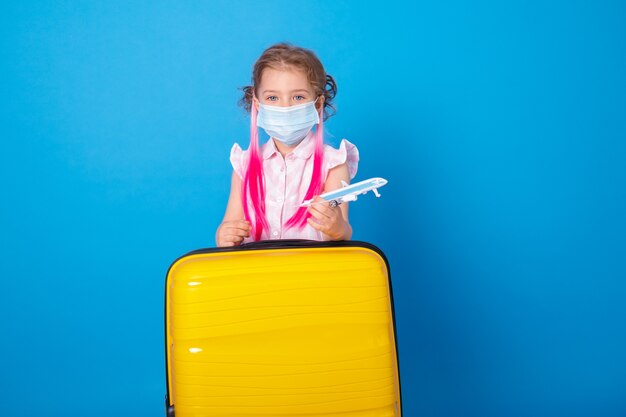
left=261, top=131, right=316, bottom=160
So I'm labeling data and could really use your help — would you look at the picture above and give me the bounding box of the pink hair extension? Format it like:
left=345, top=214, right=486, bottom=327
left=242, top=103, right=270, bottom=240
left=285, top=108, right=325, bottom=230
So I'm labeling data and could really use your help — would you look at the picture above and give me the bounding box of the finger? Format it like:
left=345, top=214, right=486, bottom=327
left=308, top=204, right=332, bottom=220
left=315, top=196, right=342, bottom=214
left=223, top=226, right=250, bottom=237
left=308, top=196, right=329, bottom=207
left=223, top=233, right=245, bottom=243
left=307, top=217, right=324, bottom=232
left=307, top=205, right=320, bottom=218
left=311, top=206, right=340, bottom=226
left=225, top=220, right=251, bottom=230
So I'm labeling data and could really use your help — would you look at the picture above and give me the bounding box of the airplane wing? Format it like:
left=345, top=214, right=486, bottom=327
left=300, top=177, right=388, bottom=207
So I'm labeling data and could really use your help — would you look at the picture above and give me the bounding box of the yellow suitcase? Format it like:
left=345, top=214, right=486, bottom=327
left=164, top=240, right=402, bottom=416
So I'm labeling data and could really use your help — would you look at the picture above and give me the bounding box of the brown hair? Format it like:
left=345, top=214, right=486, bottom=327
left=239, top=43, right=337, bottom=120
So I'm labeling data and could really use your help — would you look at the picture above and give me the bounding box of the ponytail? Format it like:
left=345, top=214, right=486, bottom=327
left=241, top=103, right=270, bottom=240
left=285, top=107, right=325, bottom=229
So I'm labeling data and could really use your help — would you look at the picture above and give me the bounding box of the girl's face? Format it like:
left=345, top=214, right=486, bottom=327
left=254, top=67, right=323, bottom=109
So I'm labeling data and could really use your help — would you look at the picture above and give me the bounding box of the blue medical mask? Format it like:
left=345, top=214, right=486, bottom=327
left=256, top=99, right=320, bottom=146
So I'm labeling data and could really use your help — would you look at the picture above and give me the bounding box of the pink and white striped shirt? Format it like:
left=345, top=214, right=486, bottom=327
left=230, top=132, right=359, bottom=243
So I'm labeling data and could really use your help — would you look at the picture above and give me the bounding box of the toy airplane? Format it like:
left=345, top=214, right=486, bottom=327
left=300, top=177, right=388, bottom=207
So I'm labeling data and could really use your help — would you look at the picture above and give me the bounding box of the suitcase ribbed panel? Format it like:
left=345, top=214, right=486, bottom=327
left=166, top=245, right=401, bottom=416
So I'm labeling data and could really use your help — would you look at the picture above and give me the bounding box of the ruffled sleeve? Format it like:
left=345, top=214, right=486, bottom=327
left=229, top=143, right=247, bottom=179
left=324, top=139, right=359, bottom=179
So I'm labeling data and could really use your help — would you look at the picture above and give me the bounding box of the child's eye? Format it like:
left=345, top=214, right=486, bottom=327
left=267, top=96, right=278, bottom=102
left=294, top=95, right=305, bottom=101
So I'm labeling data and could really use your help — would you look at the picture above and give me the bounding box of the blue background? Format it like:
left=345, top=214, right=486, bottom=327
left=1, top=1, right=625, bottom=416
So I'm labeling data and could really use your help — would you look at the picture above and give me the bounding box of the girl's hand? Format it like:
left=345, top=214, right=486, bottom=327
left=216, top=220, right=251, bottom=247
left=306, top=196, right=351, bottom=240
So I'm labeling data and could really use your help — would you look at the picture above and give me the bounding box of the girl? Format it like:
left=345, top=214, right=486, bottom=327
left=216, top=43, right=359, bottom=247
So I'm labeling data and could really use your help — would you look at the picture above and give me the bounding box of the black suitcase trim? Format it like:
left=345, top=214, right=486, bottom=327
left=164, top=239, right=402, bottom=416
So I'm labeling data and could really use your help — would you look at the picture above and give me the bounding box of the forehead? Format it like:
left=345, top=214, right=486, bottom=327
left=258, top=67, right=313, bottom=93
